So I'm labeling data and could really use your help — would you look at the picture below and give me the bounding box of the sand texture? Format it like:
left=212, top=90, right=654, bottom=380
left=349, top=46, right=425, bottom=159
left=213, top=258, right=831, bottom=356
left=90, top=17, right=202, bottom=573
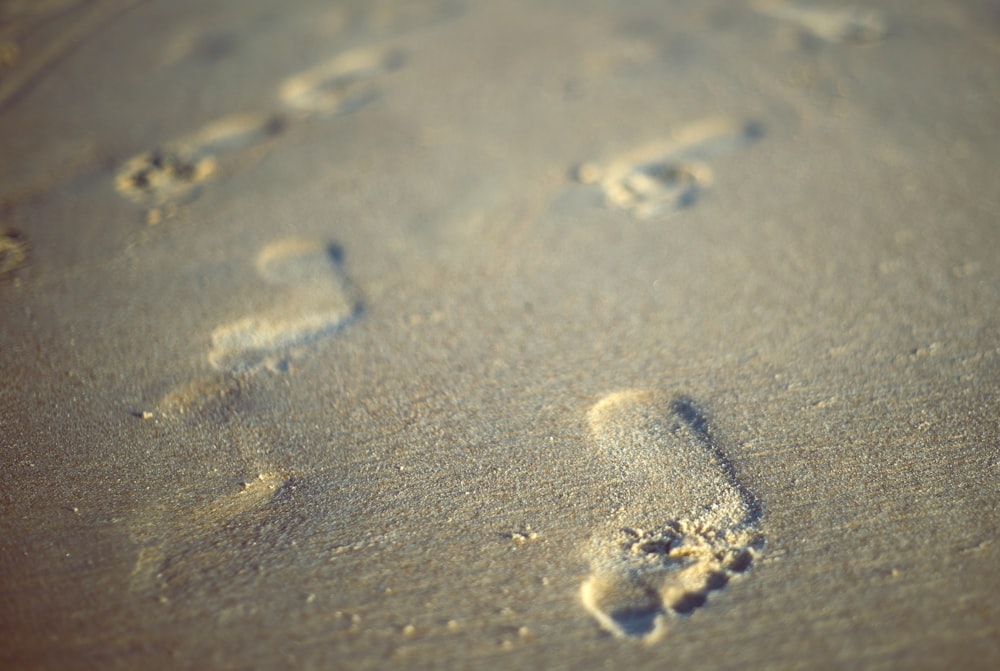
left=1, top=1, right=999, bottom=669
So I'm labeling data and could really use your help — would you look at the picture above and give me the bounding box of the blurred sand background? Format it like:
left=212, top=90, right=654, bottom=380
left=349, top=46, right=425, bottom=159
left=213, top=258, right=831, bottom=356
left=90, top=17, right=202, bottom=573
left=1, top=0, right=998, bottom=668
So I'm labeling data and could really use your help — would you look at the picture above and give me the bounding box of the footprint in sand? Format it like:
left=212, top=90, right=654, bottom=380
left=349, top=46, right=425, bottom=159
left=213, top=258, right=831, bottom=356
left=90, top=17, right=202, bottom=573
left=208, top=237, right=360, bottom=373
left=157, top=26, right=239, bottom=67
left=153, top=373, right=248, bottom=423
left=128, top=471, right=293, bottom=598
left=278, top=44, right=404, bottom=116
left=580, top=390, right=763, bottom=642
left=114, top=112, right=285, bottom=215
left=0, top=229, right=29, bottom=279
left=753, top=0, right=887, bottom=45
left=575, top=117, right=762, bottom=220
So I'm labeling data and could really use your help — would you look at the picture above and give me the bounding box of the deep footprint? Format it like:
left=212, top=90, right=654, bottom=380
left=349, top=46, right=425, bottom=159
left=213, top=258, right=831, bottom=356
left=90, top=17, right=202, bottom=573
left=575, top=117, right=762, bottom=219
left=580, top=390, right=763, bottom=642
left=208, top=237, right=360, bottom=373
left=114, top=112, right=285, bottom=211
left=278, top=45, right=404, bottom=116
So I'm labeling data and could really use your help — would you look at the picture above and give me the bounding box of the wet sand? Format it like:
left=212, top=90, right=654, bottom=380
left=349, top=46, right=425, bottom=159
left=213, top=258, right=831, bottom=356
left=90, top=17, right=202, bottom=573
left=1, top=1, right=999, bottom=669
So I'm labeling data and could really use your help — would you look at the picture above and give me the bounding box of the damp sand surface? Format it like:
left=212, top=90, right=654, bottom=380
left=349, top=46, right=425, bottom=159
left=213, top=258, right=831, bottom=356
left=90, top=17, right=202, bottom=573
left=1, top=1, right=999, bottom=669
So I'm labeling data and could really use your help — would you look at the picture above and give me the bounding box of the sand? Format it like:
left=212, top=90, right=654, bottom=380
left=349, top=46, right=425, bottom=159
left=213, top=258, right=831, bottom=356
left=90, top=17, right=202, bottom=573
left=1, top=0, right=998, bottom=669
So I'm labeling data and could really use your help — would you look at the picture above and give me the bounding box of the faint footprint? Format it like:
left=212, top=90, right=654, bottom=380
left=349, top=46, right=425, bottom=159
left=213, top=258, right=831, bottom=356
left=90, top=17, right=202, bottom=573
left=278, top=44, right=404, bottom=116
left=580, top=390, right=763, bottom=642
left=753, top=0, right=887, bottom=45
left=152, top=373, right=248, bottom=423
left=157, top=27, right=238, bottom=67
left=208, top=237, right=360, bottom=373
left=0, top=228, right=29, bottom=279
left=114, top=112, right=285, bottom=214
left=129, top=470, right=292, bottom=597
left=575, top=117, right=762, bottom=219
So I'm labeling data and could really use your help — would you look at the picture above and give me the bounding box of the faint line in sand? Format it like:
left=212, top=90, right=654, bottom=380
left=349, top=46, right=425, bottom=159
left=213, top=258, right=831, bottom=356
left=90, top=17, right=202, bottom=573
left=0, top=0, right=144, bottom=113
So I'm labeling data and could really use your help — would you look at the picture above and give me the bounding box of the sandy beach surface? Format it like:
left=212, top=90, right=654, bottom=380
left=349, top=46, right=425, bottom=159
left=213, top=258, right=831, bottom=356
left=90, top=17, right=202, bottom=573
left=1, top=1, right=998, bottom=668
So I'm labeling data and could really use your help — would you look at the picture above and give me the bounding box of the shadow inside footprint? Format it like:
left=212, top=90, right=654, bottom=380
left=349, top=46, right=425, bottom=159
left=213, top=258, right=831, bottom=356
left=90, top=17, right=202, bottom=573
left=611, top=600, right=665, bottom=638
left=671, top=395, right=763, bottom=524
left=583, top=572, right=667, bottom=639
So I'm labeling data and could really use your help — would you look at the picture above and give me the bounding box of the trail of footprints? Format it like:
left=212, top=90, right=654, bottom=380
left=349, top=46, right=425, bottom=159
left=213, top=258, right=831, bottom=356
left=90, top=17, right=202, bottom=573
left=580, top=390, right=763, bottom=641
left=138, top=238, right=360, bottom=601
left=119, top=4, right=806, bottom=644
left=136, top=40, right=400, bottom=423
left=120, top=4, right=434, bottom=620
left=136, top=243, right=361, bottom=598
left=114, top=44, right=403, bottom=218
left=114, top=1, right=882, bottom=222
left=574, top=1, right=886, bottom=221
left=101, top=0, right=903, bottom=649
left=126, top=44, right=391, bottom=399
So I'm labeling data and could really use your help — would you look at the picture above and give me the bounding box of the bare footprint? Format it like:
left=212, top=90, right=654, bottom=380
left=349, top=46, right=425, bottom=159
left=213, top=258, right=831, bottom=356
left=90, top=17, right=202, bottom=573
left=278, top=44, right=404, bottom=116
left=153, top=373, right=248, bottom=423
left=129, top=470, right=290, bottom=597
left=580, top=390, right=763, bottom=642
left=208, top=238, right=360, bottom=373
left=575, top=117, right=762, bottom=219
left=114, top=112, right=285, bottom=213
left=753, top=0, right=887, bottom=45
left=157, top=27, right=238, bottom=67
left=0, top=229, right=29, bottom=279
